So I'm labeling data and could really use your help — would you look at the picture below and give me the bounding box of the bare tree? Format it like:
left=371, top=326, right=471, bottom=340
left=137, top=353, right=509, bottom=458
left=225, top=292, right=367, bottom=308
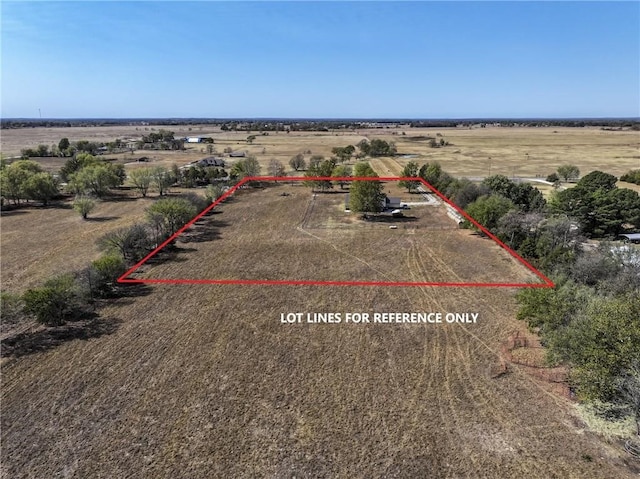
left=268, top=159, right=286, bottom=177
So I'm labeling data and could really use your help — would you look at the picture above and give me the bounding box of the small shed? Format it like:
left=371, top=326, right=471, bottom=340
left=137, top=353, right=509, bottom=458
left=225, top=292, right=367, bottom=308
left=229, top=151, right=246, bottom=158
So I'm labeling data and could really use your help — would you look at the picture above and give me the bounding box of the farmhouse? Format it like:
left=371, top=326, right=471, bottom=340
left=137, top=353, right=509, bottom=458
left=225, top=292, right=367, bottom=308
left=344, top=194, right=403, bottom=211
left=195, top=157, right=225, bottom=167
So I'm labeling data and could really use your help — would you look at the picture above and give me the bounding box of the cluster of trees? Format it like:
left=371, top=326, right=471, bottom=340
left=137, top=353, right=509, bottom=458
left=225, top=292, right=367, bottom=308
left=6, top=193, right=211, bottom=328
left=138, top=130, right=184, bottom=150
left=516, top=250, right=640, bottom=434
left=398, top=160, right=545, bottom=214
left=348, top=163, right=384, bottom=213
left=229, top=156, right=261, bottom=180
left=128, top=164, right=231, bottom=198
left=406, top=161, right=637, bottom=244
left=0, top=160, right=59, bottom=206
left=331, top=145, right=355, bottom=163
left=304, top=157, right=352, bottom=191
left=357, top=139, right=396, bottom=157
left=549, top=171, right=640, bottom=237
left=61, top=153, right=125, bottom=198
left=21, top=138, right=107, bottom=158
left=174, top=165, right=227, bottom=189
left=621, top=169, right=640, bottom=185
left=409, top=161, right=640, bottom=431
left=288, top=146, right=356, bottom=173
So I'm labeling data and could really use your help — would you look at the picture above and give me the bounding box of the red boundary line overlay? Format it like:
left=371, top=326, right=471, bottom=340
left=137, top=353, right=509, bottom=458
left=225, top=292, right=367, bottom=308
left=118, top=176, right=555, bottom=289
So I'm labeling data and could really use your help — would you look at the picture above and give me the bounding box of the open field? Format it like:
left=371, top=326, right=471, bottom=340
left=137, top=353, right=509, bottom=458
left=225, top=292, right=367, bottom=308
left=0, top=188, right=206, bottom=293
left=133, top=184, right=540, bottom=286
left=3, top=125, right=639, bottom=180
left=0, top=191, right=153, bottom=292
left=2, top=282, right=636, bottom=476
left=2, top=126, right=639, bottom=477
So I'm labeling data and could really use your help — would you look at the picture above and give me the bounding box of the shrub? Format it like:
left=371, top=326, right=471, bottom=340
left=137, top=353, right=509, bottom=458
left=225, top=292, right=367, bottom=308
left=73, top=196, right=96, bottom=219
left=22, top=274, right=84, bottom=326
left=88, top=254, right=127, bottom=297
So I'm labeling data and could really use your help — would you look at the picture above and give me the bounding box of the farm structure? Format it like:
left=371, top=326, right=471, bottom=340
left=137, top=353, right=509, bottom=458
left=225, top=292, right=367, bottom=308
left=195, top=157, right=225, bottom=167
left=343, top=194, right=404, bottom=211
left=180, top=157, right=226, bottom=170
left=384, top=196, right=402, bottom=209
left=185, top=136, right=214, bottom=143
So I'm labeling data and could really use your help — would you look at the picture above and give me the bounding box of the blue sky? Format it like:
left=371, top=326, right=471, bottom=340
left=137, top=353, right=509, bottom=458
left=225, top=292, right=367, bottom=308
left=2, top=1, right=638, bottom=118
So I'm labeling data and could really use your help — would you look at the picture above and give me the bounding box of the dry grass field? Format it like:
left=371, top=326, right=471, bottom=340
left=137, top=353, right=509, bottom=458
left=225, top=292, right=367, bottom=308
left=1, top=126, right=639, bottom=478
left=0, top=191, right=154, bottom=292
left=133, top=184, right=539, bottom=286
left=2, top=279, right=635, bottom=476
left=3, top=124, right=639, bottom=179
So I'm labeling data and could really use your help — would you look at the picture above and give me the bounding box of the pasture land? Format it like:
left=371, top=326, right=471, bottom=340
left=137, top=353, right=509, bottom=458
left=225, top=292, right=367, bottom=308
left=132, top=183, right=541, bottom=286
left=2, top=283, right=635, bottom=476
left=3, top=125, right=639, bottom=180
left=1, top=126, right=639, bottom=477
left=0, top=191, right=153, bottom=292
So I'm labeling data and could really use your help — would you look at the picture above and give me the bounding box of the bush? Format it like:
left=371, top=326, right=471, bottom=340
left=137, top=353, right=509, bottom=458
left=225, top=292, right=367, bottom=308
left=180, top=192, right=209, bottom=213
left=147, top=197, right=197, bottom=242
left=98, top=224, right=154, bottom=265
left=88, top=254, right=127, bottom=297
left=22, top=274, right=85, bottom=326
left=620, top=169, right=640, bottom=185
left=205, top=184, right=226, bottom=203
left=73, top=196, right=96, bottom=219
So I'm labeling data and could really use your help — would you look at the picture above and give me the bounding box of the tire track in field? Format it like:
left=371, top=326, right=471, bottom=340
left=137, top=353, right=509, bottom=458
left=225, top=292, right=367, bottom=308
left=412, top=235, right=564, bottom=473
left=295, top=227, right=399, bottom=282
left=417, top=235, right=569, bottom=410
left=408, top=243, right=475, bottom=455
left=394, top=239, right=478, bottom=471
left=409, top=239, right=547, bottom=471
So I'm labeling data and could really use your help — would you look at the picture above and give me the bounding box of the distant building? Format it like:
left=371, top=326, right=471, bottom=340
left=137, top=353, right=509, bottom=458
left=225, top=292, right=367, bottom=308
left=185, top=136, right=214, bottom=143
left=344, top=194, right=402, bottom=211
left=196, top=157, right=225, bottom=167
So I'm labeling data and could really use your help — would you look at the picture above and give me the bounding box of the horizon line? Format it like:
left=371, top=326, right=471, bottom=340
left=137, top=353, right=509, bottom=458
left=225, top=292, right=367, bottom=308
left=2, top=116, right=639, bottom=122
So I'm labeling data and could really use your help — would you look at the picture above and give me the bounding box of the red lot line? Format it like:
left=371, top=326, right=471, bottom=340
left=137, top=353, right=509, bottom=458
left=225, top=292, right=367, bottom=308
left=118, top=176, right=554, bottom=288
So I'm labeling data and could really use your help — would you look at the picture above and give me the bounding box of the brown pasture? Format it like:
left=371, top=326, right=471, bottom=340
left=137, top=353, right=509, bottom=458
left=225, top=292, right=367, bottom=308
left=1, top=127, right=639, bottom=478
left=3, top=125, right=639, bottom=179
left=135, top=184, right=538, bottom=286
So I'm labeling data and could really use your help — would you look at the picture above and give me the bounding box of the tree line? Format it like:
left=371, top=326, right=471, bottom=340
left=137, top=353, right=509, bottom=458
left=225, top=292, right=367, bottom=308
left=2, top=192, right=214, bottom=331
left=5, top=118, right=638, bottom=130
left=399, top=160, right=640, bottom=434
